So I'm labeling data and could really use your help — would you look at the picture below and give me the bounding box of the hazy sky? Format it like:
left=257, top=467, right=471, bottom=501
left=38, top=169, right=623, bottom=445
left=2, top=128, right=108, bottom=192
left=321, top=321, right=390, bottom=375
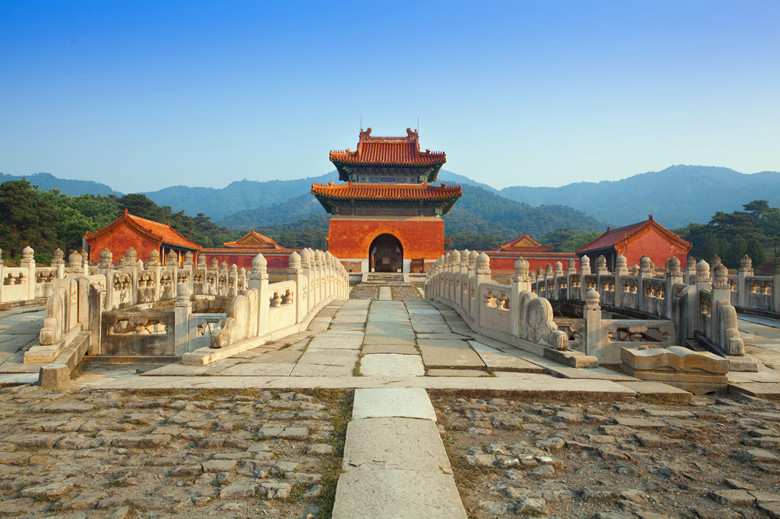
left=2, top=1, right=779, bottom=193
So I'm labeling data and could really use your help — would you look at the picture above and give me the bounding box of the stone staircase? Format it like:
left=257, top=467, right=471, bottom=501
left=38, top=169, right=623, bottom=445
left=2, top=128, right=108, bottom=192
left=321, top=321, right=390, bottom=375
left=362, top=272, right=407, bottom=285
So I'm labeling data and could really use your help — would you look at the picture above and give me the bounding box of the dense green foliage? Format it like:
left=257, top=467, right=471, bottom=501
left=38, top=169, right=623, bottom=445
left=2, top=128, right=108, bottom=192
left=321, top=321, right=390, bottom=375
left=537, top=228, right=604, bottom=252
left=0, top=180, right=243, bottom=261
left=675, top=200, right=780, bottom=268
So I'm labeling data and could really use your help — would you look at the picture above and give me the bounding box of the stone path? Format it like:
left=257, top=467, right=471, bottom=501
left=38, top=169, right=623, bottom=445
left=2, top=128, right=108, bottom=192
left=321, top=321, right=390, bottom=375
left=0, top=306, right=45, bottom=384
left=332, top=388, right=467, bottom=518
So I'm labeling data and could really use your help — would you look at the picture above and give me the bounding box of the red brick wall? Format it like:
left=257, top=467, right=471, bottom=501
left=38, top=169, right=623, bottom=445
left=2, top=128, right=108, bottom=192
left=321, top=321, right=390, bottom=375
left=620, top=228, right=690, bottom=268
left=202, top=252, right=290, bottom=270
left=328, top=217, right=444, bottom=261
left=87, top=222, right=160, bottom=264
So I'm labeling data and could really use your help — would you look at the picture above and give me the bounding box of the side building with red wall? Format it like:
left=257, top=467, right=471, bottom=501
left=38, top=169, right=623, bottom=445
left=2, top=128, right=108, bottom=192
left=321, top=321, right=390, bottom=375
left=576, top=216, right=692, bottom=270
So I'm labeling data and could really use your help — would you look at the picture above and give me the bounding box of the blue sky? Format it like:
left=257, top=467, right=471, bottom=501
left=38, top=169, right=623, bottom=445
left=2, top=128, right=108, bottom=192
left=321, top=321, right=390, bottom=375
left=1, top=1, right=779, bottom=193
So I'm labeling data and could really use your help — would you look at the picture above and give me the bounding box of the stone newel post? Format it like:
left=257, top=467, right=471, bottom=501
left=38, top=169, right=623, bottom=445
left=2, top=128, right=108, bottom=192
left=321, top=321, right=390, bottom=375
left=21, top=246, right=36, bottom=301
left=774, top=260, right=780, bottom=313
left=174, top=284, right=192, bottom=356
left=511, top=258, right=532, bottom=337
left=738, top=255, right=753, bottom=308
left=287, top=252, right=305, bottom=322
left=459, top=249, right=470, bottom=309
left=664, top=256, right=683, bottom=319
left=473, top=252, right=491, bottom=325
left=584, top=288, right=606, bottom=362
left=579, top=256, right=591, bottom=300
left=249, top=254, right=269, bottom=337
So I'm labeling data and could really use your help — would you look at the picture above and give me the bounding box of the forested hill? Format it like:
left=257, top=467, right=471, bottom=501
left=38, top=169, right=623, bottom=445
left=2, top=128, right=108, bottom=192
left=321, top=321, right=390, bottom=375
left=0, top=172, right=121, bottom=196
left=498, top=165, right=780, bottom=228
left=216, top=183, right=606, bottom=240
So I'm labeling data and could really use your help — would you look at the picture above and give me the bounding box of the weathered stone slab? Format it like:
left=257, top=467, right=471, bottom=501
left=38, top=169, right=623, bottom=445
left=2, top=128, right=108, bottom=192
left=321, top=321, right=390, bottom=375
left=469, top=340, right=544, bottom=372
left=418, top=339, right=486, bottom=369
left=332, top=469, right=467, bottom=519
left=352, top=388, right=436, bottom=421
left=307, top=336, right=363, bottom=351
left=342, top=417, right=450, bottom=472
left=378, top=287, right=392, bottom=300
left=38, top=363, right=70, bottom=390
left=289, top=349, right=358, bottom=377
left=362, top=343, right=418, bottom=355
left=360, top=354, right=424, bottom=377
left=617, top=381, right=692, bottom=400
left=622, top=346, right=728, bottom=373
left=427, top=368, right=489, bottom=377
left=218, top=362, right=296, bottom=376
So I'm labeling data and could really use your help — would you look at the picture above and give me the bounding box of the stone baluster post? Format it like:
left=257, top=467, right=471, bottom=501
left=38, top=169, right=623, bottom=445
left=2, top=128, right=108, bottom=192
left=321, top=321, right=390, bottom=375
left=0, top=248, right=4, bottom=302
left=238, top=267, right=247, bottom=292
left=248, top=254, right=269, bottom=337
left=209, top=259, right=219, bottom=295
left=52, top=248, right=65, bottom=279
left=147, top=250, right=161, bottom=302
left=167, top=251, right=179, bottom=298
left=711, top=263, right=731, bottom=344
left=695, top=259, right=711, bottom=335
left=664, top=257, right=683, bottom=319
left=459, top=249, right=470, bottom=309
left=474, top=252, right=492, bottom=326
left=467, top=251, right=478, bottom=316
left=300, top=249, right=312, bottom=312
left=219, top=262, right=229, bottom=297
left=20, top=246, right=36, bottom=301
left=287, top=252, right=304, bottom=322
left=614, top=255, right=628, bottom=309
left=449, top=250, right=460, bottom=305
left=229, top=264, right=238, bottom=297
left=511, top=258, right=532, bottom=337
left=80, top=249, right=89, bottom=275
left=125, top=248, right=139, bottom=304
left=183, top=251, right=194, bottom=292
left=174, top=284, right=193, bottom=356
left=579, top=256, right=591, bottom=301
left=584, top=289, right=606, bottom=362
left=685, top=257, right=697, bottom=285
left=738, top=255, right=753, bottom=309
left=638, top=255, right=654, bottom=313
left=536, top=267, right=544, bottom=294
left=595, top=255, right=609, bottom=296
left=554, top=261, right=563, bottom=300
left=96, top=249, right=114, bottom=310
left=566, top=259, right=577, bottom=299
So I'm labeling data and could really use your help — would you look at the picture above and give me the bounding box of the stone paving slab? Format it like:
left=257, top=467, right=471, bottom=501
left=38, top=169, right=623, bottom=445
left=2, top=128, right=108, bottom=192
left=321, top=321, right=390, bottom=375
left=418, top=339, right=486, bottom=369
left=360, top=354, right=425, bottom=377
left=217, top=362, right=296, bottom=376
left=328, top=323, right=366, bottom=331
left=289, top=349, right=358, bottom=377
left=362, top=343, right=419, bottom=355
left=342, top=417, right=450, bottom=472
left=332, top=468, right=467, bottom=519
left=729, top=382, right=780, bottom=400
left=89, top=374, right=645, bottom=397
left=427, top=368, right=489, bottom=377
left=352, top=388, right=436, bottom=420
left=306, top=336, right=363, bottom=350
left=469, top=340, right=545, bottom=372
left=378, top=287, right=392, bottom=300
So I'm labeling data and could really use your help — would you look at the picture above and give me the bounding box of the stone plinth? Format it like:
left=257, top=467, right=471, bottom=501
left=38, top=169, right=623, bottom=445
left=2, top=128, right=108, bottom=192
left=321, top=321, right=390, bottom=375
left=621, top=345, right=728, bottom=395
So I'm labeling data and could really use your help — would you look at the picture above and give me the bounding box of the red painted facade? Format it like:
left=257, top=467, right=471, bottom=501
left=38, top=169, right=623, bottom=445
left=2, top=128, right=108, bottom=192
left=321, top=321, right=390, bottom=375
left=199, top=250, right=292, bottom=271
left=486, top=253, right=579, bottom=274
left=328, top=217, right=444, bottom=266
left=86, top=221, right=161, bottom=264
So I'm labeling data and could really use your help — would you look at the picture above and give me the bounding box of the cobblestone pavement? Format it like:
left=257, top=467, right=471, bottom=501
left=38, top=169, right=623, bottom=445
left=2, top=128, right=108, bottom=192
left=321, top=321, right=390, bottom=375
left=347, top=283, right=422, bottom=301
left=433, top=394, right=780, bottom=519
left=0, top=385, right=350, bottom=518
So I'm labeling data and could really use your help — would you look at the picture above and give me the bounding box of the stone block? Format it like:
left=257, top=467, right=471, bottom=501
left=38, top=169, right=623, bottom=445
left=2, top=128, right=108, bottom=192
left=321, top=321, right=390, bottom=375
left=621, top=346, right=728, bottom=395
left=359, top=354, right=425, bottom=377
left=38, top=363, right=70, bottom=389
left=352, top=388, right=436, bottom=421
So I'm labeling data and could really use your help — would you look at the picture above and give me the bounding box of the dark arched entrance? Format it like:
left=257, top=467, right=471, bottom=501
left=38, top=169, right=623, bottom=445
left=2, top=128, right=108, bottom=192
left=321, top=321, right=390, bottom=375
left=369, top=234, right=403, bottom=273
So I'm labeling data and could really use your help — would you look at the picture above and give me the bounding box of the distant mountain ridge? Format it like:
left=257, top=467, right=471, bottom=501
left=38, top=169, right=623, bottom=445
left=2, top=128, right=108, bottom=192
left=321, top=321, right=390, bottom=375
left=4, top=165, right=779, bottom=231
left=497, top=165, right=780, bottom=228
left=0, top=172, right=121, bottom=196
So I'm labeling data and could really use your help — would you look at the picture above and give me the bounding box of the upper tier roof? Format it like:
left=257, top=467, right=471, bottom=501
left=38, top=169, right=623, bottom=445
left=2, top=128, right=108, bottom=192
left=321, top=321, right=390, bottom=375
left=576, top=215, right=692, bottom=254
left=499, top=233, right=554, bottom=252
left=329, top=128, right=446, bottom=167
left=84, top=209, right=201, bottom=250
left=311, top=181, right=462, bottom=214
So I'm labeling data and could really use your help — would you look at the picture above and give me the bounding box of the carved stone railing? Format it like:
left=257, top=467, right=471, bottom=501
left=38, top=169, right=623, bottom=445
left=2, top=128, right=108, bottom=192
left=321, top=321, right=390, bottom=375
left=181, top=250, right=350, bottom=365
left=425, top=251, right=587, bottom=365
left=534, top=252, right=750, bottom=362
left=0, top=247, right=68, bottom=304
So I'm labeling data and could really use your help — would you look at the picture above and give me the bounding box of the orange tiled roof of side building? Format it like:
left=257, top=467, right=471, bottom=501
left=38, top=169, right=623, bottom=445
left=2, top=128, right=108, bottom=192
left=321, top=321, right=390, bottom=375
left=576, top=215, right=691, bottom=254
left=329, top=128, right=446, bottom=166
left=85, top=209, right=201, bottom=250
left=311, top=182, right=462, bottom=200
left=222, top=229, right=282, bottom=249
left=499, top=233, right=554, bottom=252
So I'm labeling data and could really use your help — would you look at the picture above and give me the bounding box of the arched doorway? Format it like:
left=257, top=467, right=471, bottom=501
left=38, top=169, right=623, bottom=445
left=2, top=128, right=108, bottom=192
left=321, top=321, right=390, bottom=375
left=369, top=234, right=403, bottom=273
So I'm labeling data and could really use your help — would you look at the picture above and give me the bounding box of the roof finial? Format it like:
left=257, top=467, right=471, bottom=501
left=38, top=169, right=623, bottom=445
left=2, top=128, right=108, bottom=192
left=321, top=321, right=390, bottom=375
left=124, top=208, right=128, bottom=215
left=649, top=214, right=653, bottom=221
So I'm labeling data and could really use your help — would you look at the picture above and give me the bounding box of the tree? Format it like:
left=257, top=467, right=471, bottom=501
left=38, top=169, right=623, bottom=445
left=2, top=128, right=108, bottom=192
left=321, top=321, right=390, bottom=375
left=0, top=179, right=60, bottom=257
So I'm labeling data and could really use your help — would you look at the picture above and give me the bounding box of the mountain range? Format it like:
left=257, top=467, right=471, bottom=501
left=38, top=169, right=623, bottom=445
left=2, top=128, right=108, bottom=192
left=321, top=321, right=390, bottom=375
left=2, top=165, right=779, bottom=233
